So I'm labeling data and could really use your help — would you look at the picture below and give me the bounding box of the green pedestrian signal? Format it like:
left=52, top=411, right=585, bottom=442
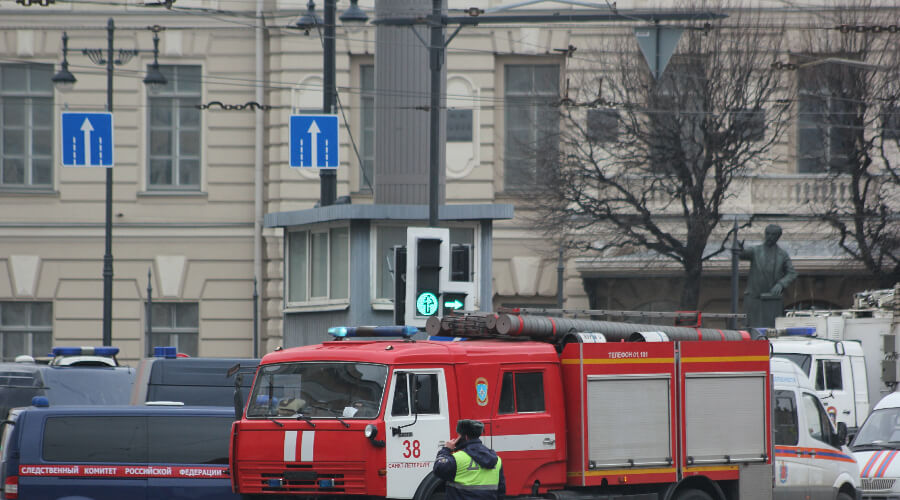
left=416, top=292, right=439, bottom=316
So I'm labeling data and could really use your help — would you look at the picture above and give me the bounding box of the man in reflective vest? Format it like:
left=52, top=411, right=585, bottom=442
left=433, top=419, right=505, bottom=500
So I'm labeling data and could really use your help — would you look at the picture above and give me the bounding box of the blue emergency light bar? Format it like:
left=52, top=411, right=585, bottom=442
left=50, top=346, right=119, bottom=357
left=783, top=326, right=817, bottom=337
left=153, top=346, right=178, bottom=358
left=327, top=326, right=418, bottom=339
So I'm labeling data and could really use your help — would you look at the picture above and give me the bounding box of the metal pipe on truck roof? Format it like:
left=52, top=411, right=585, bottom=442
left=494, top=313, right=752, bottom=341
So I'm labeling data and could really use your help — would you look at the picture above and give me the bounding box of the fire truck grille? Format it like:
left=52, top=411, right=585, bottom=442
left=239, top=462, right=368, bottom=494
left=862, top=478, right=896, bottom=491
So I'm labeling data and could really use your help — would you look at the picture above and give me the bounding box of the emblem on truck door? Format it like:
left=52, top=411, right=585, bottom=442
left=476, top=377, right=489, bottom=406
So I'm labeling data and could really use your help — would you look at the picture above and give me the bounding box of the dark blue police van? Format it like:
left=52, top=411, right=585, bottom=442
left=0, top=405, right=238, bottom=500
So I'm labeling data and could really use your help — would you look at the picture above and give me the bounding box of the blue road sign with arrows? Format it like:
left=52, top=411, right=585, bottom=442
left=61, top=112, right=114, bottom=167
left=290, top=115, right=339, bottom=168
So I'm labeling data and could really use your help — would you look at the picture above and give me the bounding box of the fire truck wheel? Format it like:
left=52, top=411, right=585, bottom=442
left=674, top=488, right=714, bottom=500
left=412, top=472, right=446, bottom=500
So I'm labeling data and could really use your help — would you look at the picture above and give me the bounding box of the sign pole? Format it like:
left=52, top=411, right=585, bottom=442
left=101, top=17, right=115, bottom=347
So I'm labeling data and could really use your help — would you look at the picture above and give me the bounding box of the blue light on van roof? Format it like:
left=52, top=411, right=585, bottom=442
left=153, top=346, right=178, bottom=359
left=784, top=326, right=817, bottom=337
left=50, top=346, right=119, bottom=357
left=327, top=326, right=418, bottom=339
left=31, top=396, right=49, bottom=407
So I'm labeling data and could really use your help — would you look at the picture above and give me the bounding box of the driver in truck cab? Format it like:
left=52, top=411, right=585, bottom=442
left=433, top=419, right=506, bottom=500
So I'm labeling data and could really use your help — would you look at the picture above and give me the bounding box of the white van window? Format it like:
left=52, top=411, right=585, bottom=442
left=814, top=360, right=843, bottom=391
left=774, top=353, right=811, bottom=375
left=774, top=390, right=799, bottom=446
left=853, top=408, right=900, bottom=447
left=802, top=393, right=834, bottom=445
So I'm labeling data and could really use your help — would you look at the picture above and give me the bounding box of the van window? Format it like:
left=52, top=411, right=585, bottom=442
left=773, top=354, right=811, bottom=375
left=498, top=371, right=545, bottom=414
left=774, top=390, right=799, bottom=446
left=148, top=416, right=231, bottom=464
left=42, top=415, right=233, bottom=465
left=43, top=416, right=147, bottom=462
left=802, top=393, right=834, bottom=445
left=815, top=360, right=843, bottom=391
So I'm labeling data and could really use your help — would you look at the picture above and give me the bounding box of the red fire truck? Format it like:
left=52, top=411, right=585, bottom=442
left=229, top=313, right=782, bottom=500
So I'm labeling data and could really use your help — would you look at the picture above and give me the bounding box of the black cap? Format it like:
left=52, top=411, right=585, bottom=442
left=456, top=419, right=484, bottom=438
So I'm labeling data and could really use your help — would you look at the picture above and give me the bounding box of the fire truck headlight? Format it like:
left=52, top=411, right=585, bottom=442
left=364, top=424, right=378, bottom=439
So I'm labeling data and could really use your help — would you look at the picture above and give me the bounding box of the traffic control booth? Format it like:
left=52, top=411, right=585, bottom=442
left=264, top=203, right=513, bottom=347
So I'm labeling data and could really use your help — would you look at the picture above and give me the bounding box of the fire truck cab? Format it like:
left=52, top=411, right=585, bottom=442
left=230, top=320, right=857, bottom=500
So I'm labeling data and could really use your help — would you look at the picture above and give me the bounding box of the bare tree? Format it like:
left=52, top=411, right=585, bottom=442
left=796, top=4, right=900, bottom=287
left=521, top=6, right=787, bottom=309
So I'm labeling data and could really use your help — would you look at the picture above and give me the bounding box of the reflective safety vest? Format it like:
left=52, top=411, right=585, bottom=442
left=449, top=450, right=502, bottom=491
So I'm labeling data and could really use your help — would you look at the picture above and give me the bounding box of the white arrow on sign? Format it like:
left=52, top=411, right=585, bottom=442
left=445, top=299, right=464, bottom=310
left=80, top=118, right=94, bottom=166
left=307, top=120, right=320, bottom=167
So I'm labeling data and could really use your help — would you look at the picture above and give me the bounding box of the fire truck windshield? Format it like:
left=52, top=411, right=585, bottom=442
left=246, top=362, right=388, bottom=420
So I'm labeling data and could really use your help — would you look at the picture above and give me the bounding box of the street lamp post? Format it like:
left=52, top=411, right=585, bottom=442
left=52, top=19, right=167, bottom=346
left=291, top=0, right=368, bottom=207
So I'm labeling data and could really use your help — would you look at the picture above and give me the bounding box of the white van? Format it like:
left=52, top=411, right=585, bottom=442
left=850, top=391, right=900, bottom=499
left=772, top=357, right=861, bottom=500
left=771, top=333, right=869, bottom=433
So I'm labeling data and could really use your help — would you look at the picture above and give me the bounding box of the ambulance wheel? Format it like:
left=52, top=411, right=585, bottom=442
left=837, top=492, right=853, bottom=500
left=412, top=472, right=446, bottom=500
left=675, top=488, right=714, bottom=500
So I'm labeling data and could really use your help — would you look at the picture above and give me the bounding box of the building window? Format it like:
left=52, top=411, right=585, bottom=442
left=587, top=108, right=619, bottom=143
left=148, top=65, right=202, bottom=190
left=882, top=106, right=900, bottom=141
left=360, top=64, right=375, bottom=191
left=447, top=109, right=473, bottom=142
left=797, top=62, right=861, bottom=173
left=287, top=226, right=349, bottom=304
left=373, top=226, right=475, bottom=302
left=148, top=302, right=199, bottom=357
left=0, top=302, right=52, bottom=361
left=732, top=109, right=766, bottom=142
left=504, top=64, right=560, bottom=190
left=0, top=64, right=53, bottom=189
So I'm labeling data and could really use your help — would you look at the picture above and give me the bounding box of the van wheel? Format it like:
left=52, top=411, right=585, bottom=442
left=837, top=492, right=853, bottom=500
left=675, top=488, right=714, bottom=500
left=412, top=472, right=446, bottom=500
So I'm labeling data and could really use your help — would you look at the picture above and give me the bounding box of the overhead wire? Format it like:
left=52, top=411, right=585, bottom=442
left=1, top=3, right=897, bottom=117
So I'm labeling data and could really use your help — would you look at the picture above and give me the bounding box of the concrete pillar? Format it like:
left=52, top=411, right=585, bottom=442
left=374, top=0, right=446, bottom=205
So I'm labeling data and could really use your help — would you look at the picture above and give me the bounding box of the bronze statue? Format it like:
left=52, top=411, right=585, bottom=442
left=740, top=224, right=797, bottom=328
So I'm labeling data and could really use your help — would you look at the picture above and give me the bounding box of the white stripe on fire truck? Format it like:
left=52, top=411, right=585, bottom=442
left=491, top=433, right=556, bottom=452
left=301, top=431, right=315, bottom=462
left=284, top=430, right=298, bottom=462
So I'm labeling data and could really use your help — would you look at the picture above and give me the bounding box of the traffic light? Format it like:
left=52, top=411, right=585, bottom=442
left=442, top=292, right=468, bottom=316
left=415, top=238, right=442, bottom=317
left=405, top=228, right=450, bottom=328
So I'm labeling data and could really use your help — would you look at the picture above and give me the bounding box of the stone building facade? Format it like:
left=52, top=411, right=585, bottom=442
left=0, top=0, right=895, bottom=361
